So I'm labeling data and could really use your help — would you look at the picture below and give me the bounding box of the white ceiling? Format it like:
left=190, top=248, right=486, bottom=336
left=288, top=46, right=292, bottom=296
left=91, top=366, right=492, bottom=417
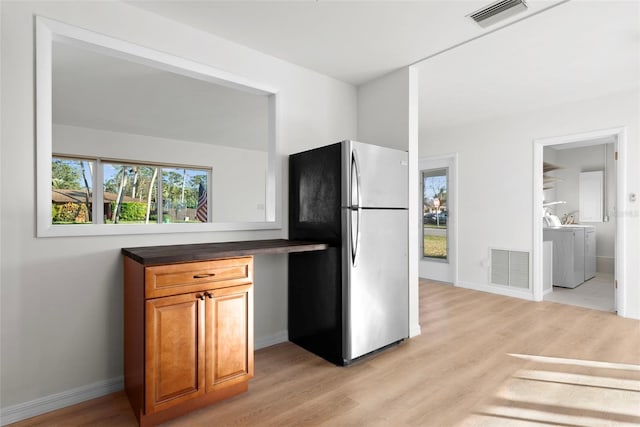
left=128, top=0, right=566, bottom=86
left=126, top=0, right=639, bottom=131
left=55, top=1, right=639, bottom=142
left=418, top=0, right=640, bottom=130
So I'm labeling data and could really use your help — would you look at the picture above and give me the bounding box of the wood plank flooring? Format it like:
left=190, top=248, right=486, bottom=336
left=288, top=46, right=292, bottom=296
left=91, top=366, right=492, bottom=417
left=10, top=280, right=640, bottom=426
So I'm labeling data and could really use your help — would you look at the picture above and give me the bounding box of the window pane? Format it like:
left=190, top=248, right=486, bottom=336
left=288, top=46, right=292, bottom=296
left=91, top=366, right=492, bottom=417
left=104, top=163, right=158, bottom=224
left=51, top=157, right=94, bottom=224
left=422, top=168, right=448, bottom=260
left=162, top=167, right=208, bottom=223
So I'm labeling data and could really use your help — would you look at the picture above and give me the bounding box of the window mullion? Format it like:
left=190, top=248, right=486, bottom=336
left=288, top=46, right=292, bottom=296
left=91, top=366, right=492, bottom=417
left=157, top=168, right=163, bottom=224
left=95, top=158, right=104, bottom=224
left=207, top=174, right=212, bottom=223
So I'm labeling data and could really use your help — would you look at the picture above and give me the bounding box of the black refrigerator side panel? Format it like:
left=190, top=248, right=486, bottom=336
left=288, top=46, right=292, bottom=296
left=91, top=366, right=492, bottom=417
left=288, top=142, right=344, bottom=365
left=288, top=248, right=343, bottom=365
left=288, top=142, right=342, bottom=244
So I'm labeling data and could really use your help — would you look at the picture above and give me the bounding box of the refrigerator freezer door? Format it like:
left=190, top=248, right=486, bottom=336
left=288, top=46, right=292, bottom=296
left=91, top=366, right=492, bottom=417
left=344, top=208, right=408, bottom=361
left=344, top=141, right=408, bottom=209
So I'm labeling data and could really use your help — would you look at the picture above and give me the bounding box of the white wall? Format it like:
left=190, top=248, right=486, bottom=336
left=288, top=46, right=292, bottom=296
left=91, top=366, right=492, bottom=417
left=54, top=124, right=268, bottom=222
left=358, top=67, right=420, bottom=338
left=358, top=68, right=414, bottom=151
left=547, top=143, right=616, bottom=273
left=0, top=0, right=357, bottom=416
left=420, top=88, right=640, bottom=318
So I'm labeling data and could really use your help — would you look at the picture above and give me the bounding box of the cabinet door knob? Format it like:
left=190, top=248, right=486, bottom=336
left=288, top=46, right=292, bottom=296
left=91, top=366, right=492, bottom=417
left=205, top=292, right=213, bottom=299
left=193, top=273, right=215, bottom=279
left=197, top=294, right=205, bottom=301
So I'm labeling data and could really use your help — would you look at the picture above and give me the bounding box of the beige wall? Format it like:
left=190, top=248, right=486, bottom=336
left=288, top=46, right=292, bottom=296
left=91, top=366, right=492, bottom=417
left=0, top=0, right=357, bottom=414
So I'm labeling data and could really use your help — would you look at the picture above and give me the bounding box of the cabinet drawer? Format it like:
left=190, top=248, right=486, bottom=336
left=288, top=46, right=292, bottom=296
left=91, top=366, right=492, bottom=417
left=145, top=257, right=253, bottom=298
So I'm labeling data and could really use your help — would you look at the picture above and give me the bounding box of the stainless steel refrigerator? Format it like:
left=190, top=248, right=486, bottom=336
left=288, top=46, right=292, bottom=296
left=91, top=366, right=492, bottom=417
left=288, top=140, right=408, bottom=365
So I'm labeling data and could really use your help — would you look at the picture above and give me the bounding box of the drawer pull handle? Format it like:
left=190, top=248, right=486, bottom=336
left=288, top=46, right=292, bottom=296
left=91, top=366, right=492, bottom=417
left=193, top=273, right=215, bottom=279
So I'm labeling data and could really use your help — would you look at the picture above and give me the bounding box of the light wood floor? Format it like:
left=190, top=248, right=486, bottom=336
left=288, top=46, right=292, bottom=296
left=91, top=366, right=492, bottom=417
left=10, top=280, right=640, bottom=426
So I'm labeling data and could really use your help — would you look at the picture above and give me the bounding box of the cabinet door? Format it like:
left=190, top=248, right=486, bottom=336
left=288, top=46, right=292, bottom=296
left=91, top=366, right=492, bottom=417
left=205, top=284, right=254, bottom=392
left=579, top=171, right=603, bottom=222
left=145, top=293, right=205, bottom=414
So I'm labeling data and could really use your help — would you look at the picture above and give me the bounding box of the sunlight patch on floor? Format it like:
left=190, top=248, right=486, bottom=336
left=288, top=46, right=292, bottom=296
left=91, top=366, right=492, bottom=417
left=457, top=354, right=640, bottom=427
left=507, top=353, right=640, bottom=371
left=516, top=369, right=640, bottom=391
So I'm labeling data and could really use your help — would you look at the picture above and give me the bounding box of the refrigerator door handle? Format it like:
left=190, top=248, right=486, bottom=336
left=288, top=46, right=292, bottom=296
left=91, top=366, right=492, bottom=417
left=354, top=206, right=361, bottom=267
left=351, top=149, right=362, bottom=266
left=351, top=147, right=361, bottom=208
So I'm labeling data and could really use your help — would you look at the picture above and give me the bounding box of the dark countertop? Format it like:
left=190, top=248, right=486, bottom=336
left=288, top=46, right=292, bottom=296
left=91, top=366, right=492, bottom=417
left=122, top=239, right=330, bottom=266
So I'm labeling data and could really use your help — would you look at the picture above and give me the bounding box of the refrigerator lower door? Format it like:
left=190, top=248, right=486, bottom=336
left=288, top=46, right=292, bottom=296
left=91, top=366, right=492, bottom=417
left=343, top=208, right=408, bottom=362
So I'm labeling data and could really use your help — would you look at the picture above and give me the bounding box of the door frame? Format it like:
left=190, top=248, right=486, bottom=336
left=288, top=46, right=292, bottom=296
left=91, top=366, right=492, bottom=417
left=418, top=153, right=458, bottom=284
left=532, top=127, right=626, bottom=315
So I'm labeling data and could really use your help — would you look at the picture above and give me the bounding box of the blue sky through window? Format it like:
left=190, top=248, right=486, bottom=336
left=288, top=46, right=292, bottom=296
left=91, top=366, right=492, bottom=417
left=423, top=175, right=446, bottom=201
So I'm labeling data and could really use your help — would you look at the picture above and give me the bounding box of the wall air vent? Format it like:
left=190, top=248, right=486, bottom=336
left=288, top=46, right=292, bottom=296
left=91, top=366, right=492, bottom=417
left=490, top=248, right=530, bottom=289
left=468, top=0, right=528, bottom=28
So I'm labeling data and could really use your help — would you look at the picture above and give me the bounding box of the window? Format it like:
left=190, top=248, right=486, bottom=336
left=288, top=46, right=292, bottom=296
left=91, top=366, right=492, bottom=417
left=159, top=167, right=208, bottom=224
left=103, top=163, right=159, bottom=224
left=51, top=157, right=95, bottom=224
left=52, top=156, right=210, bottom=225
left=422, top=168, right=448, bottom=260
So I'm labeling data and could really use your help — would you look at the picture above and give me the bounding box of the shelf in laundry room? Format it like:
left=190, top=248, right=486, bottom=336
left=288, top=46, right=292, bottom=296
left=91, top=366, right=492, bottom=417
left=543, top=162, right=563, bottom=190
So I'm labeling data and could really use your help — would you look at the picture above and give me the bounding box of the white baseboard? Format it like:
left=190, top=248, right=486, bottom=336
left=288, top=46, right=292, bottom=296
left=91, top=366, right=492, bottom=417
left=0, top=331, right=288, bottom=426
left=410, top=322, right=422, bottom=338
left=4, top=326, right=416, bottom=425
left=0, top=376, right=123, bottom=426
left=597, top=256, right=615, bottom=274
left=456, top=280, right=534, bottom=301
left=255, top=330, right=288, bottom=350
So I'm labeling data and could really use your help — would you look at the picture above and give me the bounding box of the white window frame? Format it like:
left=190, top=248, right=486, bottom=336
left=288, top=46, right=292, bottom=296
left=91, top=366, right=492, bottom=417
left=36, top=16, right=281, bottom=237
left=418, top=153, right=458, bottom=284
left=421, top=167, right=449, bottom=261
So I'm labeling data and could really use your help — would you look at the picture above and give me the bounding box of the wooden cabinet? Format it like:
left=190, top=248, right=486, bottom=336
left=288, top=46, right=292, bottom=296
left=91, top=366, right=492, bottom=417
left=122, top=240, right=328, bottom=425
left=125, top=256, right=253, bottom=426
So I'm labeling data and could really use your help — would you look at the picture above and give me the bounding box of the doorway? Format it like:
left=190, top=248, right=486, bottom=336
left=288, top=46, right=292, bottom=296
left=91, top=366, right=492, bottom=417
left=419, top=154, right=457, bottom=283
left=533, top=127, right=626, bottom=315
left=542, top=142, right=616, bottom=312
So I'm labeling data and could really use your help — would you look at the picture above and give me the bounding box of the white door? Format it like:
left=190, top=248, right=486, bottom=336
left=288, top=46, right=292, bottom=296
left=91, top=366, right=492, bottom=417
left=419, top=155, right=457, bottom=283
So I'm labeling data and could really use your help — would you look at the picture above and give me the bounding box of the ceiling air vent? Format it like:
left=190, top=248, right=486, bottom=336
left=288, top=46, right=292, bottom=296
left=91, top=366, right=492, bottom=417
left=468, top=0, right=528, bottom=28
